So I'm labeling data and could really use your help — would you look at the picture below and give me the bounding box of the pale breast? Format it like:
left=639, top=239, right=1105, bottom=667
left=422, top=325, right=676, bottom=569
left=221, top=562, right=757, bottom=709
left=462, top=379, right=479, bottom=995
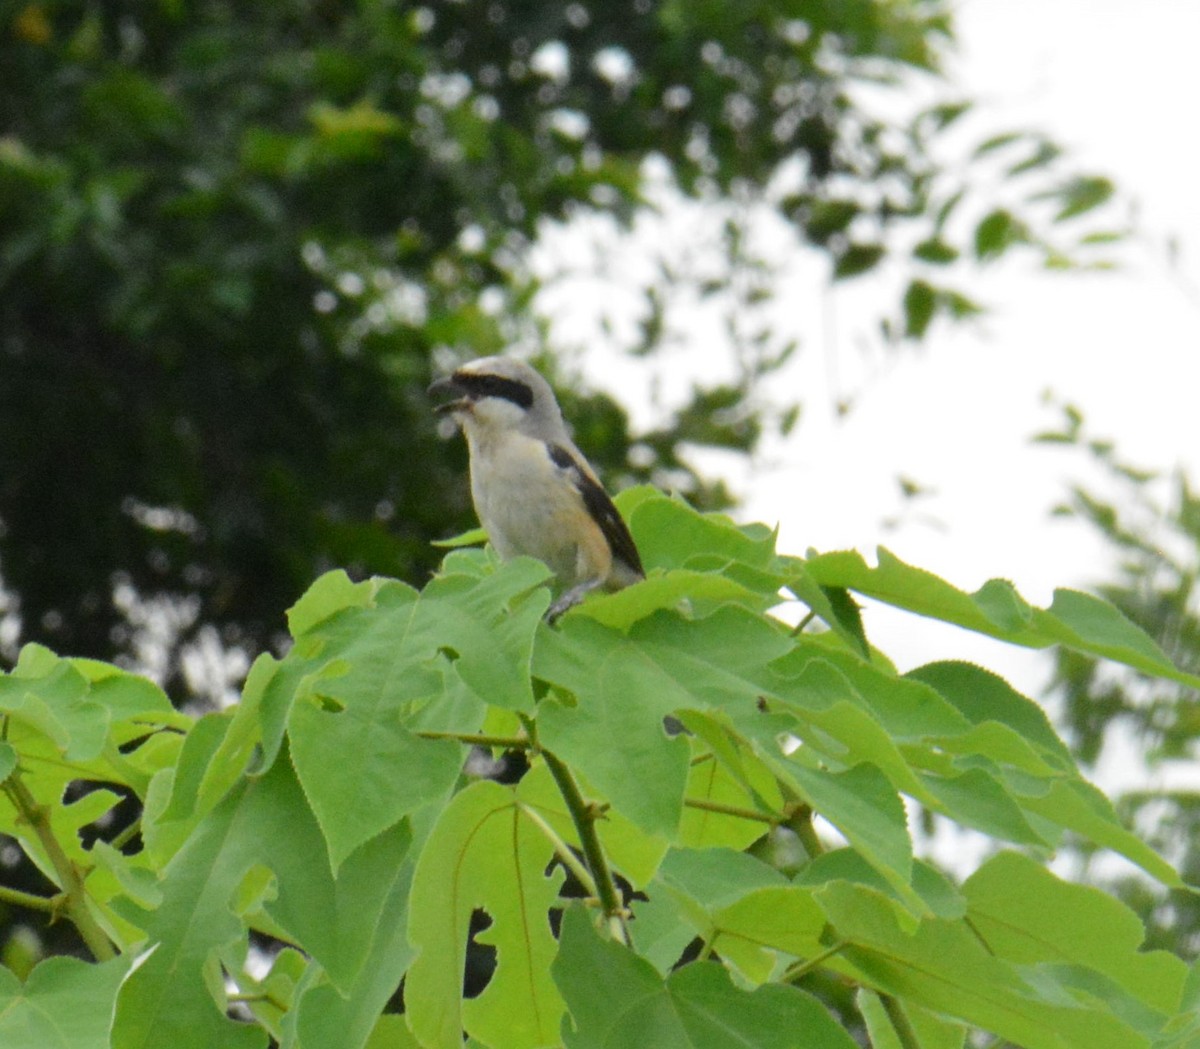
left=467, top=430, right=585, bottom=584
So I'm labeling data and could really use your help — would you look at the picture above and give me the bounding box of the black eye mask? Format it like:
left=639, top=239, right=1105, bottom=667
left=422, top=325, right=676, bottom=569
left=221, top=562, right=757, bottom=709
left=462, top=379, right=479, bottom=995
left=452, top=373, right=535, bottom=410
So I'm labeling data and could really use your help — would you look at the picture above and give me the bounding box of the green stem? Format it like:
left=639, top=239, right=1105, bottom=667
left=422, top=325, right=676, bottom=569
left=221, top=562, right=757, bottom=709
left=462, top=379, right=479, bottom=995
left=228, top=988, right=291, bottom=1011
left=790, top=611, right=817, bottom=636
left=516, top=803, right=598, bottom=899
left=684, top=797, right=778, bottom=825
left=880, top=993, right=922, bottom=1049
left=538, top=748, right=629, bottom=944
left=786, top=803, right=824, bottom=858
left=3, top=774, right=116, bottom=961
left=415, top=730, right=530, bottom=749
left=108, top=816, right=142, bottom=853
left=0, top=882, right=60, bottom=913
left=782, top=939, right=847, bottom=982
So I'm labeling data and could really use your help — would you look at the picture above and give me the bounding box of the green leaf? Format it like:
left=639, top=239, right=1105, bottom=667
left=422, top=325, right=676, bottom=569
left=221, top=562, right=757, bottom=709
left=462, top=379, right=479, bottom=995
left=858, top=990, right=967, bottom=1049
left=903, top=279, right=937, bottom=337
left=913, top=238, right=958, bottom=264
left=574, top=569, right=770, bottom=630
left=280, top=563, right=548, bottom=869
left=784, top=567, right=870, bottom=656
left=857, top=989, right=906, bottom=1049
left=817, top=881, right=1150, bottom=1049
left=974, top=209, right=1026, bottom=260
left=786, top=762, right=917, bottom=905
left=406, top=780, right=565, bottom=1049
left=796, top=849, right=966, bottom=921
left=805, top=199, right=859, bottom=242
left=0, top=740, right=15, bottom=783
left=626, top=492, right=779, bottom=578
left=907, top=661, right=1074, bottom=770
left=432, top=527, right=489, bottom=548
left=1016, top=778, right=1183, bottom=888
left=285, top=569, right=377, bottom=637
left=680, top=751, right=783, bottom=852
left=1050, top=175, right=1116, bottom=221
left=113, top=752, right=414, bottom=1049
left=964, top=852, right=1187, bottom=1015
left=1006, top=138, right=1062, bottom=176
left=650, top=847, right=825, bottom=981
left=805, top=548, right=1200, bottom=691
left=534, top=608, right=791, bottom=837
left=517, top=761, right=668, bottom=889
left=917, top=766, right=1051, bottom=846
left=553, top=907, right=858, bottom=1049
left=818, top=586, right=870, bottom=657
left=364, top=1015, right=421, bottom=1049
left=834, top=243, right=886, bottom=280
left=0, top=956, right=132, bottom=1049
left=284, top=825, right=420, bottom=1049
left=289, top=683, right=463, bottom=872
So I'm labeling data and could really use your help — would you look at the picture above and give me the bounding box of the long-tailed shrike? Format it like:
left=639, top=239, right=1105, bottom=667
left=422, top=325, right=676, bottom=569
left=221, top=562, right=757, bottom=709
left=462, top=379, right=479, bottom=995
left=429, top=356, right=644, bottom=620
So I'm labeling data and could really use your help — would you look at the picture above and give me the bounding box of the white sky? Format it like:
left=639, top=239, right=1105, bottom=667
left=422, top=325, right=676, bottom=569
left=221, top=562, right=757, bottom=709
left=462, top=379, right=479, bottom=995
left=740, top=0, right=1200, bottom=707
left=535, top=1, right=1200, bottom=799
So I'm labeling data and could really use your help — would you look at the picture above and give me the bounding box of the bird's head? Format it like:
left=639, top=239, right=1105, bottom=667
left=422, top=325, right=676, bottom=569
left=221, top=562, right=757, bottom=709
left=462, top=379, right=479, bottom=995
left=429, top=356, right=566, bottom=441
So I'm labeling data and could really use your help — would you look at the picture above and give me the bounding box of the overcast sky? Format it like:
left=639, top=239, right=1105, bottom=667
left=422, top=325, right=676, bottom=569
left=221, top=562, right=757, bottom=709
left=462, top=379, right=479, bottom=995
left=734, top=0, right=1199, bottom=694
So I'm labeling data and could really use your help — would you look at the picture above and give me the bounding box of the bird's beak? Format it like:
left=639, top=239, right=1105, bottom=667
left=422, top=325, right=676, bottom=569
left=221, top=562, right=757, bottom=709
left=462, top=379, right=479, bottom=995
left=428, top=375, right=469, bottom=415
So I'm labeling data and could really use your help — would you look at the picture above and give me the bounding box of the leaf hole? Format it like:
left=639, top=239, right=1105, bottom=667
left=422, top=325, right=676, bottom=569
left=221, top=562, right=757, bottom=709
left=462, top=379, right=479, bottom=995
left=437, top=645, right=461, bottom=662
left=463, top=908, right=496, bottom=999
left=314, top=693, right=345, bottom=713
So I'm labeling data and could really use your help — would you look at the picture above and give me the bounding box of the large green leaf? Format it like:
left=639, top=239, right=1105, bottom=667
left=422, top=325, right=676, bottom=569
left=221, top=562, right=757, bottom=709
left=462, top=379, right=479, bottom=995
left=964, top=852, right=1187, bottom=1014
left=272, top=564, right=546, bottom=870
left=817, top=881, right=1153, bottom=1049
left=406, top=780, right=565, bottom=1049
left=112, top=752, right=415, bottom=1049
left=554, top=907, right=858, bottom=1048
left=806, top=549, right=1200, bottom=689
left=0, top=957, right=131, bottom=1049
left=650, top=847, right=826, bottom=983
left=534, top=607, right=792, bottom=837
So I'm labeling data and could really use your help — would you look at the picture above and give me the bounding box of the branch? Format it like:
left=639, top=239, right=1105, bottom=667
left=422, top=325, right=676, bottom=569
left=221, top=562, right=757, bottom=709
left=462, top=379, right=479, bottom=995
left=108, top=816, right=142, bottom=853
left=785, top=803, right=825, bottom=858
left=414, top=730, right=530, bottom=749
left=3, top=773, right=116, bottom=961
left=0, top=881, right=60, bottom=914
left=684, top=797, right=778, bottom=825
left=536, top=746, right=629, bottom=944
left=516, top=802, right=599, bottom=900
left=880, top=993, right=923, bottom=1049
left=782, top=938, right=847, bottom=982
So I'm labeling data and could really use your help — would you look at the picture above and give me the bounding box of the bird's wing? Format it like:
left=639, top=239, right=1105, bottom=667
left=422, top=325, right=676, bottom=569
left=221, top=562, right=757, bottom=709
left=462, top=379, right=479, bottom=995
left=547, top=443, right=645, bottom=578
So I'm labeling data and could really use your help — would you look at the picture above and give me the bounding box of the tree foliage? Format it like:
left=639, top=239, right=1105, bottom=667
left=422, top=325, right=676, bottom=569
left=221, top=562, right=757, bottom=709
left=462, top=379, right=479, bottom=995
left=0, top=492, right=1196, bottom=1048
left=1037, top=407, right=1200, bottom=958
left=0, top=0, right=1119, bottom=692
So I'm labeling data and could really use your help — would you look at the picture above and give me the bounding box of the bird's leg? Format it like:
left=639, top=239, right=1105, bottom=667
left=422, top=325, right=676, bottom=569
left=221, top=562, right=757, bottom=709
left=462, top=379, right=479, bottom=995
left=546, top=577, right=605, bottom=624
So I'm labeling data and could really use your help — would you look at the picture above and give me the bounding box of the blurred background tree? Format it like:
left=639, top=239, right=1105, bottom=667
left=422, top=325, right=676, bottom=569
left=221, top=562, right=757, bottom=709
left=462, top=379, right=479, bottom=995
left=0, top=0, right=1114, bottom=704
left=1037, top=406, right=1200, bottom=958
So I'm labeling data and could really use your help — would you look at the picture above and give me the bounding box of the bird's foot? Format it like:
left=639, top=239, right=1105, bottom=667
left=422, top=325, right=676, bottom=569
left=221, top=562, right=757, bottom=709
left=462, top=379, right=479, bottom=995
left=545, top=579, right=604, bottom=624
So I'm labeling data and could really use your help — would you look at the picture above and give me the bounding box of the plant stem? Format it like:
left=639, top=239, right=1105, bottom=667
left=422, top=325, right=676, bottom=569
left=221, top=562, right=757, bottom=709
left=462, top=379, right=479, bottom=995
left=108, top=816, right=142, bottom=853
left=0, top=882, right=60, bottom=913
left=880, top=993, right=922, bottom=1049
left=538, top=749, right=629, bottom=944
left=782, top=939, right=846, bottom=982
left=516, top=803, right=598, bottom=899
left=3, top=774, right=116, bottom=961
left=414, top=730, right=530, bottom=749
left=786, top=803, right=825, bottom=858
left=228, top=988, right=291, bottom=1011
left=684, top=797, right=778, bottom=825
left=790, top=611, right=817, bottom=636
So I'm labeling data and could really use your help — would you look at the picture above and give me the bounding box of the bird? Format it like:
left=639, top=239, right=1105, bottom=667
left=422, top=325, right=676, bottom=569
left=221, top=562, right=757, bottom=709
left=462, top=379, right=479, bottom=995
left=429, top=356, right=644, bottom=620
